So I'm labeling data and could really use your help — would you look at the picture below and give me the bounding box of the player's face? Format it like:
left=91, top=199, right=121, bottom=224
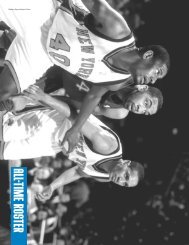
left=109, top=160, right=139, bottom=187
left=134, top=63, right=167, bottom=85
left=125, top=92, right=158, bottom=115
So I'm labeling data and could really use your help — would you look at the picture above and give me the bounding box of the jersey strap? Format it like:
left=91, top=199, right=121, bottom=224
left=60, top=0, right=89, bottom=24
left=102, top=42, right=136, bottom=74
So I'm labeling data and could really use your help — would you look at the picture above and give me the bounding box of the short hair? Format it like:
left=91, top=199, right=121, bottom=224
left=139, top=45, right=170, bottom=72
left=129, top=161, right=145, bottom=185
left=146, top=86, right=164, bottom=110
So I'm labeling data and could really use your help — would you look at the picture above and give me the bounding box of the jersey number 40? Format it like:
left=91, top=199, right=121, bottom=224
left=49, top=33, right=70, bottom=67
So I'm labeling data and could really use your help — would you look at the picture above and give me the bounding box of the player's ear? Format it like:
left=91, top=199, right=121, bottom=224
left=134, top=85, right=148, bottom=92
left=143, top=50, right=154, bottom=60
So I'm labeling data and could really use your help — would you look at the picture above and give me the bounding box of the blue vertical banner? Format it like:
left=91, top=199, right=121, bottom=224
left=11, top=167, right=27, bottom=245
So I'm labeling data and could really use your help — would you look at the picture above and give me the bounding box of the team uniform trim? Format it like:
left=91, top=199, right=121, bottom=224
left=81, top=124, right=122, bottom=180
left=4, top=60, right=21, bottom=93
left=102, top=43, right=136, bottom=74
left=82, top=77, right=129, bottom=86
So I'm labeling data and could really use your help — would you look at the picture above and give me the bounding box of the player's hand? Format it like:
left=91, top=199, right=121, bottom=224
left=61, top=127, right=80, bottom=154
left=23, top=85, right=47, bottom=103
left=35, top=185, right=53, bottom=202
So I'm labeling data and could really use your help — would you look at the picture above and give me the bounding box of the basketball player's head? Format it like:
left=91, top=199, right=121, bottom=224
left=124, top=85, right=163, bottom=115
left=131, top=45, right=170, bottom=85
left=109, top=159, right=144, bottom=187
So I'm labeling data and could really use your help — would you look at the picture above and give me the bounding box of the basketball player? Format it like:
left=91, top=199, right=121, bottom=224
left=0, top=0, right=170, bottom=152
left=35, top=157, right=144, bottom=202
left=7, top=82, right=163, bottom=120
left=42, top=67, right=163, bottom=118
left=0, top=85, right=144, bottom=191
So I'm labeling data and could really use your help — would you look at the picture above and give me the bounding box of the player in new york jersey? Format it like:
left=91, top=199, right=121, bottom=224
left=42, top=66, right=164, bottom=118
left=0, top=0, right=170, bottom=152
left=44, top=0, right=170, bottom=153
left=6, top=80, right=163, bottom=119
left=7, top=64, right=163, bottom=119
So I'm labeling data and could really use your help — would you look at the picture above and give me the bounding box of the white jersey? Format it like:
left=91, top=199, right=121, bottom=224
left=0, top=0, right=135, bottom=91
left=0, top=0, right=58, bottom=91
left=0, top=109, right=122, bottom=178
left=45, top=0, right=136, bottom=85
left=68, top=115, right=123, bottom=180
left=1, top=107, right=71, bottom=159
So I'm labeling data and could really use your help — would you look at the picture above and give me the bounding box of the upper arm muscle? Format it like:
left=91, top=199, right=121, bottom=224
left=83, top=0, right=131, bottom=38
left=0, top=65, right=18, bottom=101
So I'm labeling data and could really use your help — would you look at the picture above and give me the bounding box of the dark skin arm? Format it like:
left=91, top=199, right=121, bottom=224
left=61, top=78, right=131, bottom=153
left=60, top=1, right=132, bottom=151
left=62, top=84, right=109, bottom=153
left=81, top=0, right=131, bottom=38
left=0, top=65, right=18, bottom=102
left=0, top=28, right=16, bottom=50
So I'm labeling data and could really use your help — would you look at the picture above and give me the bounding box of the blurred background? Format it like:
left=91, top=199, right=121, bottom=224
left=0, top=0, right=188, bottom=244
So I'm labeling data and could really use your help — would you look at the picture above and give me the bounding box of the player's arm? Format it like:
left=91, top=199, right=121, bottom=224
left=0, top=30, right=5, bottom=48
left=62, top=84, right=109, bottom=153
left=94, top=106, right=129, bottom=119
left=0, top=28, right=16, bottom=50
left=81, top=116, right=118, bottom=155
left=50, top=166, right=82, bottom=190
left=24, top=85, right=71, bottom=117
left=0, top=65, right=18, bottom=102
left=35, top=166, right=83, bottom=202
left=81, top=0, right=131, bottom=38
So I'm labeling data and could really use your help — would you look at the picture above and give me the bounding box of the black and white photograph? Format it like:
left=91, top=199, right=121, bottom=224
left=0, top=0, right=188, bottom=244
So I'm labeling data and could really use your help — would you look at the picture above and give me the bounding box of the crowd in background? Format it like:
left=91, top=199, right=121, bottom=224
left=0, top=0, right=189, bottom=244
left=0, top=153, right=189, bottom=245
left=25, top=153, right=189, bottom=245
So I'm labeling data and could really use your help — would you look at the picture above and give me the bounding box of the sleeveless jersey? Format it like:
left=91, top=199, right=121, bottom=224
left=45, top=0, right=136, bottom=85
left=44, top=67, right=127, bottom=108
left=1, top=108, right=123, bottom=174
left=62, top=76, right=126, bottom=109
left=43, top=66, right=91, bottom=102
left=68, top=115, right=123, bottom=180
left=0, top=0, right=58, bottom=92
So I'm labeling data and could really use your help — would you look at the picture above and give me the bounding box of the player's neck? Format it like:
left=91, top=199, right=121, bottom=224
left=117, top=89, right=132, bottom=101
left=100, top=161, right=118, bottom=173
left=108, top=48, right=140, bottom=72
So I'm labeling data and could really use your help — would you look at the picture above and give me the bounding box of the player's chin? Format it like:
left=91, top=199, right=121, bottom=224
left=111, top=177, right=125, bottom=187
left=109, top=174, right=116, bottom=183
left=134, top=76, right=143, bottom=85
left=114, top=181, right=125, bottom=187
left=135, top=76, right=149, bottom=85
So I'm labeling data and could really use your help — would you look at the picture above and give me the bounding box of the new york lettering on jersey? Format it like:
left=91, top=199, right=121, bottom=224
left=46, top=0, right=135, bottom=84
